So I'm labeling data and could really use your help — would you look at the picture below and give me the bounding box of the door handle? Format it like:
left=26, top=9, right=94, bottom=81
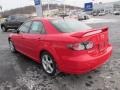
left=38, top=38, right=41, bottom=40
left=21, top=37, right=25, bottom=39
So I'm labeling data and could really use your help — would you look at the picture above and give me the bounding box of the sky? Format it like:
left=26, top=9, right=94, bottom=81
left=0, top=0, right=120, bottom=11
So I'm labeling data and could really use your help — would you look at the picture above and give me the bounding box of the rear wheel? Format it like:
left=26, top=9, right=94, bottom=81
left=41, top=52, right=57, bottom=76
left=9, top=40, right=16, bottom=53
left=1, top=26, right=7, bottom=32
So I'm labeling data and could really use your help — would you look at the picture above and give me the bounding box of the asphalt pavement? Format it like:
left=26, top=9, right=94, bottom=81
left=0, top=15, right=120, bottom=90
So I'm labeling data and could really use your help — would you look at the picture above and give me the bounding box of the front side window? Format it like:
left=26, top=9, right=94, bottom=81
left=50, top=19, right=92, bottom=33
left=29, top=21, right=45, bottom=34
left=19, top=21, right=32, bottom=33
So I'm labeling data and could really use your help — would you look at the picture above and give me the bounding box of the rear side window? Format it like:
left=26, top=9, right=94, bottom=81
left=50, top=19, right=92, bottom=33
left=29, top=21, right=45, bottom=34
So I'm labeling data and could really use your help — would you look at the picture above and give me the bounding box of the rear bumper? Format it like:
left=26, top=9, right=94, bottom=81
left=58, top=45, right=112, bottom=74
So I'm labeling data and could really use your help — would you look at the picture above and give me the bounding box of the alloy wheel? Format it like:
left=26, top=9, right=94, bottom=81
left=2, top=27, right=6, bottom=32
left=41, top=53, right=55, bottom=75
left=9, top=41, right=16, bottom=52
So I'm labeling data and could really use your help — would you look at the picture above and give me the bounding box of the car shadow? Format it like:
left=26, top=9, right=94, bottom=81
left=12, top=51, right=104, bottom=90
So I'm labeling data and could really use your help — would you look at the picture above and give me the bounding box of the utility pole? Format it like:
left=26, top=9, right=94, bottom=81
left=34, top=0, right=43, bottom=17
left=47, top=0, right=50, bottom=15
left=0, top=6, right=2, bottom=11
left=0, top=6, right=2, bottom=17
left=64, top=0, right=66, bottom=14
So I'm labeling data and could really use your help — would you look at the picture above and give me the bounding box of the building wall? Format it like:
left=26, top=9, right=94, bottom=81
left=113, top=2, right=120, bottom=11
left=93, top=1, right=120, bottom=13
left=93, top=2, right=114, bottom=13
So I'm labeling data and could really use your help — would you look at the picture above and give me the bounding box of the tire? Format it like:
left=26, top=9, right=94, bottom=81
left=41, top=52, right=57, bottom=76
left=9, top=40, right=16, bottom=53
left=1, top=26, right=7, bottom=32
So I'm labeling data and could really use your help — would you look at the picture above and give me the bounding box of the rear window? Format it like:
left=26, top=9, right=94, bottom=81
left=50, top=19, right=92, bottom=33
left=16, top=16, right=28, bottom=22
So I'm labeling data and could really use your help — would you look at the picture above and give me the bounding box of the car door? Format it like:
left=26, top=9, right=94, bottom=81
left=13, top=21, right=32, bottom=54
left=22, top=20, right=46, bottom=61
left=6, top=16, right=17, bottom=28
left=5, top=16, right=12, bottom=28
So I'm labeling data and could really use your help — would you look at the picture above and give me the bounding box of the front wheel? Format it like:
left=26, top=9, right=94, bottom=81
left=1, top=26, right=7, bottom=32
left=9, top=40, right=16, bottom=53
left=41, top=52, right=57, bottom=76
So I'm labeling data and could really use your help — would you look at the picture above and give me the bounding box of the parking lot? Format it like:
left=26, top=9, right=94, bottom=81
left=0, top=15, right=120, bottom=90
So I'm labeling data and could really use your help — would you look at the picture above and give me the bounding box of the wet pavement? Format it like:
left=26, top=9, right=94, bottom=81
left=0, top=15, right=120, bottom=90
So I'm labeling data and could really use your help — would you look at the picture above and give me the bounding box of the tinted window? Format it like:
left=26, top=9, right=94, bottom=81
left=10, top=16, right=16, bottom=20
left=7, top=16, right=16, bottom=21
left=16, top=16, right=28, bottom=22
left=29, top=21, right=45, bottom=34
left=19, top=21, right=32, bottom=33
left=50, top=20, right=92, bottom=33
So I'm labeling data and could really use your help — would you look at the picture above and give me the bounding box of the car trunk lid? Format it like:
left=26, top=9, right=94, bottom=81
left=71, top=27, right=109, bottom=55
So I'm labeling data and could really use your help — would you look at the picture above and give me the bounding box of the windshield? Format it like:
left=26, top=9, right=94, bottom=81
left=50, top=19, right=92, bottom=33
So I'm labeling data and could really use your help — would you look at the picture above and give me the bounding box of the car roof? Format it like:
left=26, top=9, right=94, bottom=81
left=32, top=17, right=63, bottom=21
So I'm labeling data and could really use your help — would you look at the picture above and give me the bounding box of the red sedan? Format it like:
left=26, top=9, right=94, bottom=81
left=8, top=18, right=112, bottom=76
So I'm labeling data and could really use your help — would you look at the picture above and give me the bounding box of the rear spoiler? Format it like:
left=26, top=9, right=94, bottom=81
left=83, top=26, right=108, bottom=37
left=71, top=26, right=108, bottom=37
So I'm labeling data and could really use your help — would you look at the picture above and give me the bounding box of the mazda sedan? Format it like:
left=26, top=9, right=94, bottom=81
left=8, top=18, right=112, bottom=76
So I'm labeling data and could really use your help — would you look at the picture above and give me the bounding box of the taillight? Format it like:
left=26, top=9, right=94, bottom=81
left=68, top=41, right=94, bottom=51
left=85, top=41, right=94, bottom=49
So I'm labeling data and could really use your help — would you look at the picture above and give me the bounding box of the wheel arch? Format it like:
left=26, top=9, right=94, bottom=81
left=8, top=37, right=11, bottom=41
left=1, top=24, right=5, bottom=28
left=39, top=49, right=60, bottom=75
left=40, top=49, right=54, bottom=59
left=39, top=48, right=59, bottom=64
left=8, top=37, right=11, bottom=43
